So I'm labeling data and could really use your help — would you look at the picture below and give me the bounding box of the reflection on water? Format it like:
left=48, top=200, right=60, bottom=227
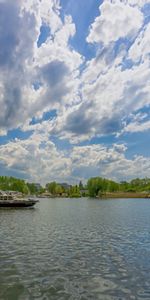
left=0, top=198, right=150, bottom=299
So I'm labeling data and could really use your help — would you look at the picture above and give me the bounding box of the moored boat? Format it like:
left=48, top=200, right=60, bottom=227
left=0, top=191, right=38, bottom=207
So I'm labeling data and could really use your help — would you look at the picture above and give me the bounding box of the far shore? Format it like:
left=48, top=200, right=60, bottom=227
left=97, top=192, right=150, bottom=199
left=38, top=192, right=150, bottom=199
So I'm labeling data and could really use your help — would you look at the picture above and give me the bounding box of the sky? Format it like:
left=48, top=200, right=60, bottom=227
left=0, top=0, right=150, bottom=184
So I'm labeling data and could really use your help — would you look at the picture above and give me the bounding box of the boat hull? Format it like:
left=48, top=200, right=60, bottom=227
left=0, top=200, right=38, bottom=207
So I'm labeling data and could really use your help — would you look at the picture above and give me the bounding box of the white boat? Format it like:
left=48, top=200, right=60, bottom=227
left=0, top=191, right=38, bottom=207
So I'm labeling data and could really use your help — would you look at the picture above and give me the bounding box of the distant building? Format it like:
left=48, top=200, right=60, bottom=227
left=33, top=183, right=42, bottom=191
left=60, top=183, right=72, bottom=190
left=80, top=189, right=89, bottom=196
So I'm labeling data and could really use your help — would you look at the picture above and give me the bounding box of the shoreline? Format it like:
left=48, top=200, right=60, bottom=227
left=38, top=192, right=150, bottom=199
left=98, top=192, right=150, bottom=199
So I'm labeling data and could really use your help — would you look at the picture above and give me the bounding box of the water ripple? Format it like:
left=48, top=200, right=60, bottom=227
left=0, top=198, right=150, bottom=299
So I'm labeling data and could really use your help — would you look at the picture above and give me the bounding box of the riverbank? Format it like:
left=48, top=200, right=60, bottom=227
left=99, top=192, right=150, bottom=199
left=38, top=192, right=150, bottom=199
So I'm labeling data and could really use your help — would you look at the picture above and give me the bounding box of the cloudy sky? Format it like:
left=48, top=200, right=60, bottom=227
left=0, top=0, right=150, bottom=184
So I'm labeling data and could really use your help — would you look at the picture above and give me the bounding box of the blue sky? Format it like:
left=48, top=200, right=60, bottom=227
left=0, top=0, right=150, bottom=184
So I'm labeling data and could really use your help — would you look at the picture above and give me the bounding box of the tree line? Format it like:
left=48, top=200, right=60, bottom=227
left=87, top=177, right=150, bottom=197
left=40, top=177, right=150, bottom=197
left=0, top=177, right=43, bottom=195
left=0, top=176, right=150, bottom=197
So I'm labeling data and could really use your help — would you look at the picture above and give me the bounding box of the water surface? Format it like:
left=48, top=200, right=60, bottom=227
left=0, top=197, right=150, bottom=300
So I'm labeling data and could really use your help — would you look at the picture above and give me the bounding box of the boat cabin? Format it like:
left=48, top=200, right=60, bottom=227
left=0, top=191, right=14, bottom=201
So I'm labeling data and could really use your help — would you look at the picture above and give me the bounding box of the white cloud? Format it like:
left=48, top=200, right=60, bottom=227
left=0, top=0, right=82, bottom=133
left=127, top=0, right=150, bottom=7
left=128, top=23, right=150, bottom=63
left=0, top=137, right=150, bottom=184
left=87, top=0, right=143, bottom=45
left=52, top=56, right=150, bottom=142
left=0, top=0, right=150, bottom=183
left=0, top=132, right=71, bottom=184
left=0, top=0, right=149, bottom=141
left=71, top=144, right=150, bottom=181
left=58, top=0, right=149, bottom=141
left=124, top=120, right=150, bottom=133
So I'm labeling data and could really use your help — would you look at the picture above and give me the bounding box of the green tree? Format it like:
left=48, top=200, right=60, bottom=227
left=27, top=183, right=37, bottom=194
left=69, top=185, right=81, bottom=197
left=79, top=181, right=84, bottom=190
left=55, top=184, right=63, bottom=195
left=0, top=176, right=29, bottom=194
left=46, top=182, right=57, bottom=195
left=87, top=177, right=104, bottom=197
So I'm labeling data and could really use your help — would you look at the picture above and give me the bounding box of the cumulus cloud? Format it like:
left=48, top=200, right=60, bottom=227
left=71, top=144, right=150, bottom=181
left=1, top=0, right=149, bottom=140
left=0, top=136, right=150, bottom=183
left=0, top=0, right=82, bottom=132
left=0, top=132, right=71, bottom=184
left=128, top=23, right=150, bottom=63
left=0, top=0, right=37, bottom=129
left=87, top=0, right=143, bottom=45
left=124, top=120, right=150, bottom=133
left=56, top=0, right=150, bottom=142
left=127, top=0, right=150, bottom=7
left=0, top=0, right=150, bottom=183
left=53, top=57, right=150, bottom=142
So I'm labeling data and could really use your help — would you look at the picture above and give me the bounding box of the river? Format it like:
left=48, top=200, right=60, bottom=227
left=0, top=197, right=150, bottom=300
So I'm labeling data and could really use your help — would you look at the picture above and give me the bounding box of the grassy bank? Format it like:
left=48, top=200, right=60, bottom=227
left=99, top=192, right=150, bottom=199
